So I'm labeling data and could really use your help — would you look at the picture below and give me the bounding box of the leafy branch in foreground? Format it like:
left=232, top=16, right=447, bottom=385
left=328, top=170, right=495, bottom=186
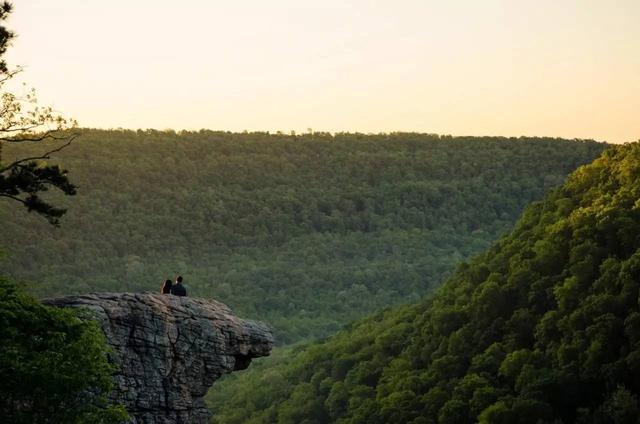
left=0, top=1, right=77, bottom=226
left=0, top=277, right=128, bottom=424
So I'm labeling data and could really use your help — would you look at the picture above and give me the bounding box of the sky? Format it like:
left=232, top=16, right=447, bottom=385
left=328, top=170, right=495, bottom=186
left=6, top=0, right=640, bottom=143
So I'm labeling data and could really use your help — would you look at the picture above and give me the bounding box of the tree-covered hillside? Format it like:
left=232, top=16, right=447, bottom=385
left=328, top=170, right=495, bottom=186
left=0, top=130, right=604, bottom=342
left=209, top=142, right=640, bottom=423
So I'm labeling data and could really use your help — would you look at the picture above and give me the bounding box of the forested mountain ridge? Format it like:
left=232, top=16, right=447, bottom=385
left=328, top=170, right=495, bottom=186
left=0, top=130, right=604, bottom=342
left=208, top=142, right=640, bottom=423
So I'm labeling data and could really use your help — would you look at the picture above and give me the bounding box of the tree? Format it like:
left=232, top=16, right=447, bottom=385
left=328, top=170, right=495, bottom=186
left=0, top=1, right=77, bottom=226
left=0, top=3, right=125, bottom=422
left=0, top=278, right=128, bottom=423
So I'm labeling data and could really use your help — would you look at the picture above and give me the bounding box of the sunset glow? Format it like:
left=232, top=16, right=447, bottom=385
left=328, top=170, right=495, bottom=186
left=8, top=0, right=640, bottom=142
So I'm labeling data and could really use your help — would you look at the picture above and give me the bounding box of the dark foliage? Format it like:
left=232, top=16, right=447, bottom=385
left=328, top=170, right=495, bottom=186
left=0, top=160, right=77, bottom=225
left=0, top=277, right=127, bottom=423
left=0, top=1, right=78, bottom=225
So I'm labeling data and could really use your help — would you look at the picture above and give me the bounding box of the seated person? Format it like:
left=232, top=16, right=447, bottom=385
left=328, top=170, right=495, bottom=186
left=171, top=275, right=187, bottom=297
left=160, top=279, right=172, bottom=294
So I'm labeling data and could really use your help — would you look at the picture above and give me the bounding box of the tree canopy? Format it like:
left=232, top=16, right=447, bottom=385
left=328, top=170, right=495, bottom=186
left=208, top=142, right=640, bottom=423
left=0, top=130, right=604, bottom=343
left=0, top=278, right=127, bottom=423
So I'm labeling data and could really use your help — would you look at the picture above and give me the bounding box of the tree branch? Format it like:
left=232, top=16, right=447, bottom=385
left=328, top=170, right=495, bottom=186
left=0, top=129, right=70, bottom=143
left=0, top=124, right=43, bottom=134
left=0, top=192, right=27, bottom=205
left=0, top=67, right=21, bottom=85
left=0, top=133, right=77, bottom=173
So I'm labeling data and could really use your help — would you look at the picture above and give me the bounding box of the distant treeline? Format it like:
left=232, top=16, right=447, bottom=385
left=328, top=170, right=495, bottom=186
left=207, top=143, right=640, bottom=423
left=0, top=129, right=604, bottom=343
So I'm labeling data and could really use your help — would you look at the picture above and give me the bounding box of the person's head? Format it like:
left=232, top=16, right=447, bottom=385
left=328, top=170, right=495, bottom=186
left=176, top=275, right=183, bottom=284
left=161, top=279, right=172, bottom=291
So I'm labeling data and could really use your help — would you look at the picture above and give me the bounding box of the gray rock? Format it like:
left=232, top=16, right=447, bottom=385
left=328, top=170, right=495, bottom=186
left=43, top=292, right=273, bottom=424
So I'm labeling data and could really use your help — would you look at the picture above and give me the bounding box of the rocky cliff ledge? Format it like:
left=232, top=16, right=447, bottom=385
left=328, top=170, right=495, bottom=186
left=43, top=292, right=273, bottom=424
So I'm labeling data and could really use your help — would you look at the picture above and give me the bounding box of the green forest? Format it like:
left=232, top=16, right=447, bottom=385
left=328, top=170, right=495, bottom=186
left=0, top=130, right=604, bottom=343
left=1, top=1, right=638, bottom=423
left=0, top=277, right=127, bottom=423
left=208, top=142, right=640, bottom=423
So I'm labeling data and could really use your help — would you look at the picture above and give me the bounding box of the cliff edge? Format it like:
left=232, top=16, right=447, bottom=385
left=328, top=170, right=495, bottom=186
left=43, top=292, right=273, bottom=424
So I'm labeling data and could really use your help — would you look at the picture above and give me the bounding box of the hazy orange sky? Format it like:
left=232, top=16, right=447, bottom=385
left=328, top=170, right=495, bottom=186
left=7, top=1, right=640, bottom=143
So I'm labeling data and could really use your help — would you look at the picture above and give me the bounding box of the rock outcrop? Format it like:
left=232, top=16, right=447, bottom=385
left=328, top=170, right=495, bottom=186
left=43, top=292, right=273, bottom=424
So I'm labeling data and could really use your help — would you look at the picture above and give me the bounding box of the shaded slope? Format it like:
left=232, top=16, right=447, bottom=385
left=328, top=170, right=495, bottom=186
left=210, top=142, right=640, bottom=423
left=0, top=130, right=604, bottom=342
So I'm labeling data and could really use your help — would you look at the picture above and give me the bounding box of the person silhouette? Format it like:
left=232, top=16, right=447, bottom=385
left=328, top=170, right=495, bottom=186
left=160, top=279, right=172, bottom=294
left=171, top=275, right=187, bottom=297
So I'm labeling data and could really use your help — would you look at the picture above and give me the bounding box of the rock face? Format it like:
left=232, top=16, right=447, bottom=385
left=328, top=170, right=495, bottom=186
left=43, top=292, right=273, bottom=424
